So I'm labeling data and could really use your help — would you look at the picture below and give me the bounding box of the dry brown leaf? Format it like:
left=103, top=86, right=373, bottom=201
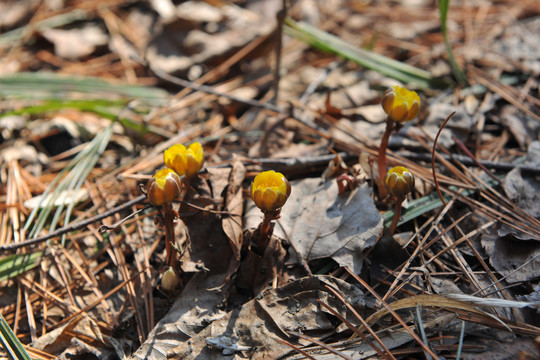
left=410, top=102, right=473, bottom=148
left=287, top=313, right=460, bottom=360
left=221, top=159, right=246, bottom=264
left=502, top=141, right=540, bottom=240
left=461, top=337, right=539, bottom=360
left=131, top=272, right=230, bottom=360
left=167, top=275, right=366, bottom=360
left=132, top=168, right=244, bottom=359
left=30, top=315, right=125, bottom=359
left=42, top=26, right=109, bottom=60
left=180, top=171, right=230, bottom=273
left=482, top=234, right=540, bottom=283
left=246, top=179, right=382, bottom=273
left=145, top=1, right=275, bottom=77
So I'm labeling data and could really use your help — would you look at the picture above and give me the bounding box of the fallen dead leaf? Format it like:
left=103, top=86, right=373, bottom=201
left=502, top=140, right=540, bottom=240
left=30, top=315, right=125, bottom=359
left=42, top=26, right=109, bottom=60
left=167, top=275, right=366, bottom=360
left=145, top=1, right=276, bottom=77
left=246, top=179, right=382, bottom=273
left=482, top=232, right=540, bottom=283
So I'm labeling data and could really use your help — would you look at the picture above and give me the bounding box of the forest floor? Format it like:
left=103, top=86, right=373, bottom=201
left=0, top=0, right=539, bottom=359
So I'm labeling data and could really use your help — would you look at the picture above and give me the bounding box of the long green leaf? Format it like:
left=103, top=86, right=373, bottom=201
left=0, top=72, right=168, bottom=103
left=439, top=0, right=469, bottom=85
left=284, top=18, right=447, bottom=89
left=383, top=175, right=502, bottom=228
left=0, top=252, right=42, bottom=283
left=23, top=126, right=113, bottom=244
left=382, top=191, right=452, bottom=227
left=1, top=99, right=151, bottom=134
left=0, top=313, right=32, bottom=360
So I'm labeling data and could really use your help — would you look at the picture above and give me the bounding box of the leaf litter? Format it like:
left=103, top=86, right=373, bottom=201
left=0, top=0, right=540, bottom=360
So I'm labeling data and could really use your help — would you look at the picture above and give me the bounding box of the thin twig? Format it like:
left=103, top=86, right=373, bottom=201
left=317, top=300, right=391, bottom=360
left=99, top=205, right=152, bottom=232
left=322, top=286, right=396, bottom=360
left=399, top=151, right=540, bottom=175
left=276, top=338, right=318, bottom=360
left=432, top=111, right=455, bottom=206
left=0, top=194, right=147, bottom=253
left=177, top=199, right=231, bottom=216
left=288, top=331, right=355, bottom=360
left=452, top=135, right=502, bottom=185
left=271, top=0, right=287, bottom=105
left=345, top=267, right=440, bottom=360
left=150, top=65, right=282, bottom=114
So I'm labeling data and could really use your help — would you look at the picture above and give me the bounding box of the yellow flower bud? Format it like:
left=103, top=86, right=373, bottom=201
left=146, top=168, right=184, bottom=206
left=164, top=142, right=205, bottom=179
left=161, top=266, right=180, bottom=292
left=381, top=86, right=420, bottom=123
left=251, top=170, right=291, bottom=212
left=385, top=166, right=414, bottom=197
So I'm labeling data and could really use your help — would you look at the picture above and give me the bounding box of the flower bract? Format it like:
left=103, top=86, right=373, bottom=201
left=147, top=168, right=183, bottom=206
left=385, top=166, right=415, bottom=197
left=251, top=170, right=291, bottom=212
left=381, top=86, right=420, bottom=123
left=164, top=142, right=205, bottom=179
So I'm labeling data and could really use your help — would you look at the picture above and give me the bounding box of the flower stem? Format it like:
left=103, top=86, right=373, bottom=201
left=161, top=203, right=177, bottom=268
left=258, top=210, right=280, bottom=250
left=378, top=117, right=394, bottom=199
left=389, top=196, right=405, bottom=234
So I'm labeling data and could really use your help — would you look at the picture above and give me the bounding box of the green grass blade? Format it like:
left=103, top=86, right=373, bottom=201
left=383, top=176, right=501, bottom=228
left=0, top=252, right=42, bottom=283
left=24, top=126, right=113, bottom=241
left=439, top=0, right=469, bottom=86
left=284, top=18, right=447, bottom=89
left=0, top=72, right=169, bottom=135
left=1, top=99, right=149, bottom=135
left=0, top=9, right=88, bottom=48
left=0, top=72, right=168, bottom=103
left=0, top=313, right=32, bottom=360
left=383, top=191, right=452, bottom=228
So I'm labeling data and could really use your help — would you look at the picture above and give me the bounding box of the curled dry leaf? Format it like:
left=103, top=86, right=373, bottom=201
left=221, top=159, right=246, bottom=265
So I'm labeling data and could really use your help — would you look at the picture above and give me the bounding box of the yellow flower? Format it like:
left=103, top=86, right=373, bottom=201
left=146, top=168, right=184, bottom=206
left=385, top=166, right=415, bottom=197
left=251, top=170, right=291, bottom=212
left=381, top=86, right=420, bottom=123
left=164, top=142, right=205, bottom=179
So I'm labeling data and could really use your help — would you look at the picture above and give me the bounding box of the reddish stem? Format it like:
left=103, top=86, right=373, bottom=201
left=258, top=210, right=280, bottom=249
left=378, top=117, right=394, bottom=199
left=161, top=203, right=177, bottom=269
left=389, top=196, right=405, bottom=234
